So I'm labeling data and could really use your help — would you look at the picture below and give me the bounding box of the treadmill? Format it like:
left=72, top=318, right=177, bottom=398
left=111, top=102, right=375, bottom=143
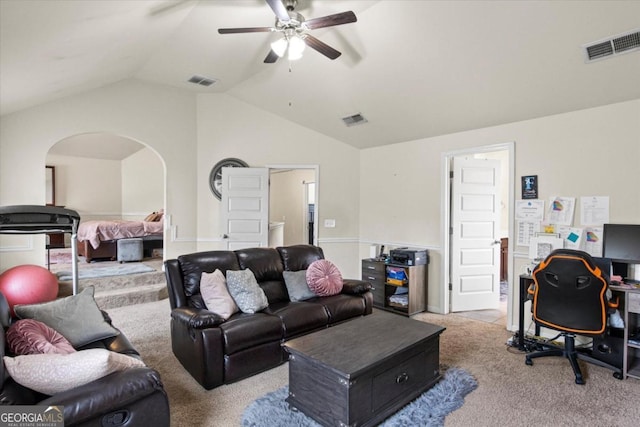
left=0, top=205, right=80, bottom=294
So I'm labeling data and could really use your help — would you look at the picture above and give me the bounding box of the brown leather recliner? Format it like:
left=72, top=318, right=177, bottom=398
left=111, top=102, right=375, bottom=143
left=0, top=292, right=170, bottom=427
left=164, top=244, right=373, bottom=390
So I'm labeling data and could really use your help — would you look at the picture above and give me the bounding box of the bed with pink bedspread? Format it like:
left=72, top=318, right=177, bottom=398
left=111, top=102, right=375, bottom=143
left=77, top=219, right=164, bottom=262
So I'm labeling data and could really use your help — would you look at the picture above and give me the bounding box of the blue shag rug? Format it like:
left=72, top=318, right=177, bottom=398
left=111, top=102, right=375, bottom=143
left=241, top=367, right=477, bottom=427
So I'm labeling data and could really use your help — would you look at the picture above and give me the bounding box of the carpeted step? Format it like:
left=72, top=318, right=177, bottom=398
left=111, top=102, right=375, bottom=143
left=58, top=270, right=166, bottom=292
left=77, top=270, right=166, bottom=292
left=93, top=283, right=168, bottom=310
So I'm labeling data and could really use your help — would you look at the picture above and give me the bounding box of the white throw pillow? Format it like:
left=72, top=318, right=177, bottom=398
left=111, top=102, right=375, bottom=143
left=226, top=269, right=269, bottom=314
left=200, top=269, right=239, bottom=320
left=3, top=348, right=145, bottom=395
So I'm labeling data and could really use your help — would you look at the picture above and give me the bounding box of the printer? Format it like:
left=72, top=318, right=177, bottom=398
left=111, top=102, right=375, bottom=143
left=389, top=248, right=428, bottom=266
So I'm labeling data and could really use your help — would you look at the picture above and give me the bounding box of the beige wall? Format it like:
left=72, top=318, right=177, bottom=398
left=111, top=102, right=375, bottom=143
left=359, top=99, right=640, bottom=322
left=45, top=147, right=162, bottom=221
left=0, top=79, right=197, bottom=268
left=46, top=154, right=122, bottom=218
left=121, top=147, right=164, bottom=219
left=195, top=94, right=361, bottom=278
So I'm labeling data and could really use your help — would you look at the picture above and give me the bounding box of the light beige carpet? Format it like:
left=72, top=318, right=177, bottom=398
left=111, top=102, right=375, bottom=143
left=107, top=300, right=638, bottom=427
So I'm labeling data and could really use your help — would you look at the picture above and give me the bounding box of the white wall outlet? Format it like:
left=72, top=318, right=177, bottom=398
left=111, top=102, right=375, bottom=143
left=324, top=219, right=336, bottom=228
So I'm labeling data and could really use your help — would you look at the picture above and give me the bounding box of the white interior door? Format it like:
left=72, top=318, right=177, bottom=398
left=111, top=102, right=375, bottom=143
left=451, top=157, right=501, bottom=311
left=220, top=167, right=269, bottom=250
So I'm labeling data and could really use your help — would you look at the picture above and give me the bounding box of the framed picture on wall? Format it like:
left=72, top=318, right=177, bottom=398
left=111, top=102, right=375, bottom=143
left=521, top=175, right=538, bottom=199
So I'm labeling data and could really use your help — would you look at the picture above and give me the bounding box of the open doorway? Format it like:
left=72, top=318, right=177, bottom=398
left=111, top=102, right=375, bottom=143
left=268, top=166, right=318, bottom=247
left=441, top=143, right=514, bottom=327
left=44, top=133, right=167, bottom=305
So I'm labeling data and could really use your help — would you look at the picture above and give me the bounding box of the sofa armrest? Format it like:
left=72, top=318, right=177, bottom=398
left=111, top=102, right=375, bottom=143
left=39, top=367, right=168, bottom=426
left=341, top=279, right=373, bottom=295
left=171, top=306, right=225, bottom=329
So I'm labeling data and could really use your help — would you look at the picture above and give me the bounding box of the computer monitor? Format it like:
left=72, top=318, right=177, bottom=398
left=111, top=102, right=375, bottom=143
left=602, top=223, right=640, bottom=264
left=592, top=257, right=613, bottom=278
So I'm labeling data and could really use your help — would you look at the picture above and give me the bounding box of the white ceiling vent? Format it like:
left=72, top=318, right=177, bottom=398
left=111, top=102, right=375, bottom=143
left=583, top=29, right=640, bottom=62
left=188, top=75, right=217, bottom=87
left=341, top=113, right=368, bottom=127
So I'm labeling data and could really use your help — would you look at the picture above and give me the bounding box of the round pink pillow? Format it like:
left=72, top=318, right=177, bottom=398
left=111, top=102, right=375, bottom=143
left=6, top=319, right=76, bottom=355
left=306, top=259, right=343, bottom=297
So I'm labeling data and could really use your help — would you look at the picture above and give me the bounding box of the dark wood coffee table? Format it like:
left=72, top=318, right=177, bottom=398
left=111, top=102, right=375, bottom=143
left=283, top=310, right=445, bottom=427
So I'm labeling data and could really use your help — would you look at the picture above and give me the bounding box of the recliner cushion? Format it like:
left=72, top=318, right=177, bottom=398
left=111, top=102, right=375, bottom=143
left=219, top=313, right=283, bottom=354
left=277, top=245, right=324, bottom=271
left=235, top=248, right=284, bottom=282
left=307, top=294, right=367, bottom=324
left=178, top=251, right=240, bottom=299
left=264, top=301, right=329, bottom=338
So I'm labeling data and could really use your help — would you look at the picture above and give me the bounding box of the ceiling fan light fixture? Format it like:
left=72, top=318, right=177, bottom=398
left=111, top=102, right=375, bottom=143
left=287, top=35, right=306, bottom=60
left=219, top=0, right=357, bottom=63
left=271, top=38, right=288, bottom=57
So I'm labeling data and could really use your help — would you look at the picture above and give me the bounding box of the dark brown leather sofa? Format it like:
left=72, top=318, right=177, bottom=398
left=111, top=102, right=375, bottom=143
left=0, top=293, right=170, bottom=427
left=164, top=244, right=373, bottom=390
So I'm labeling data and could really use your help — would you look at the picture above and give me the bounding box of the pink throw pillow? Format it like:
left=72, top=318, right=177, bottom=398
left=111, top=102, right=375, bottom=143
left=200, top=269, right=239, bottom=320
left=6, top=319, right=76, bottom=355
left=306, top=260, right=343, bottom=297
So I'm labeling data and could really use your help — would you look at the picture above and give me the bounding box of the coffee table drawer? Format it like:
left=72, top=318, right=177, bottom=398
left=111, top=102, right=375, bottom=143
left=373, top=351, right=427, bottom=408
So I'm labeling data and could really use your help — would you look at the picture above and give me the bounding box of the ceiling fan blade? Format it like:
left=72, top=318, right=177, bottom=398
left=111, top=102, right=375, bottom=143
left=266, top=0, right=291, bottom=23
left=303, top=34, right=341, bottom=60
left=304, top=11, right=357, bottom=30
left=218, top=27, right=274, bottom=34
left=264, top=50, right=279, bottom=64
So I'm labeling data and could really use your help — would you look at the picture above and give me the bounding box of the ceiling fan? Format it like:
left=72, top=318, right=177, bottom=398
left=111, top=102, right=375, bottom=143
left=218, top=0, right=357, bottom=63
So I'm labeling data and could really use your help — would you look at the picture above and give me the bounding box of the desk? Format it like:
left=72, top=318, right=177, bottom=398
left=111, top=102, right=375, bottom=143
left=610, top=285, right=640, bottom=379
left=517, top=274, right=540, bottom=350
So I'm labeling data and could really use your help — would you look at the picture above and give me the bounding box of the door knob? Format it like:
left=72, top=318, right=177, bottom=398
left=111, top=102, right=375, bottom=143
left=222, top=234, right=229, bottom=239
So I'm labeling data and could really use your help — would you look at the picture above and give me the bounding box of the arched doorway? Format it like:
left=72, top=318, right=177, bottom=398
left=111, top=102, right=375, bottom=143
left=45, top=133, right=166, bottom=304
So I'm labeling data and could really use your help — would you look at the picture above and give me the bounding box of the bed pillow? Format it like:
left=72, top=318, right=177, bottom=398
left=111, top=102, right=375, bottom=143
left=226, top=269, right=269, bottom=314
left=306, top=260, right=343, bottom=297
left=6, top=319, right=76, bottom=356
left=283, top=270, right=317, bottom=302
left=200, top=269, right=239, bottom=320
left=3, top=348, right=145, bottom=395
left=143, top=212, right=162, bottom=222
left=13, top=287, right=119, bottom=348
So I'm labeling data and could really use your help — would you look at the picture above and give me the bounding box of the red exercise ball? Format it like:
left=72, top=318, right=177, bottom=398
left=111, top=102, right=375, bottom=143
left=0, top=264, right=59, bottom=316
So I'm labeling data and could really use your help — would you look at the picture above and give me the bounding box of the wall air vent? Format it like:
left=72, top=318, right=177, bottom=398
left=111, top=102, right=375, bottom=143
left=341, top=113, right=368, bottom=127
left=583, top=29, right=640, bottom=62
left=188, top=75, right=217, bottom=86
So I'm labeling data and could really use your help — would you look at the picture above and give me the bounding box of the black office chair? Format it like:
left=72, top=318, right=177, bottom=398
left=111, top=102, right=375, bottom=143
left=525, top=249, right=623, bottom=384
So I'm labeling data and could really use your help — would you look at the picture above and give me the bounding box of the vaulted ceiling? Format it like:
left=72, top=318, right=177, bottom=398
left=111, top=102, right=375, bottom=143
left=1, top=0, right=639, bottom=151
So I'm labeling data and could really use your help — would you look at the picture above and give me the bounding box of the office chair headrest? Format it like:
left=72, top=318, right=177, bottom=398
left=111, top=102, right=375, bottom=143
left=538, top=249, right=603, bottom=278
